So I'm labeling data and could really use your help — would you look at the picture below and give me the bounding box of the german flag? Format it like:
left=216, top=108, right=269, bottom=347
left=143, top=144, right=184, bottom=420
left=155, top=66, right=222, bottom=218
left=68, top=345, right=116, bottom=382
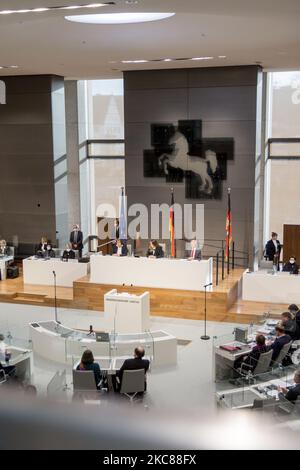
left=169, top=188, right=176, bottom=258
left=225, top=188, right=232, bottom=261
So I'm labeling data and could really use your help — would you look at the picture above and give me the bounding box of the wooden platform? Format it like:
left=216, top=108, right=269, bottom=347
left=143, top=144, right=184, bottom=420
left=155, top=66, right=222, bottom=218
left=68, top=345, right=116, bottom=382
left=0, top=268, right=281, bottom=324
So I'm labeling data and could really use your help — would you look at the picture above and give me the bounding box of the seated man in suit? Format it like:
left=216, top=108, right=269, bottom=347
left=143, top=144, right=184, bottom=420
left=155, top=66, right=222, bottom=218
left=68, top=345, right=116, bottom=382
left=234, top=334, right=268, bottom=372
left=265, top=232, right=281, bottom=262
left=186, top=239, right=201, bottom=261
left=283, top=256, right=299, bottom=275
left=281, top=311, right=300, bottom=340
left=70, top=224, right=83, bottom=258
left=62, top=243, right=75, bottom=260
left=146, top=240, right=164, bottom=259
left=278, top=369, right=300, bottom=404
left=112, top=239, right=128, bottom=257
left=114, top=346, right=150, bottom=392
left=267, top=324, right=291, bottom=363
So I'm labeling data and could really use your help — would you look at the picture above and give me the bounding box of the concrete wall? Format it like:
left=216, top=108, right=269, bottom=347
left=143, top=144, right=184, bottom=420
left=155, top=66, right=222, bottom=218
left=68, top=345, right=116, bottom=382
left=0, top=75, right=62, bottom=246
left=124, top=66, right=261, bottom=263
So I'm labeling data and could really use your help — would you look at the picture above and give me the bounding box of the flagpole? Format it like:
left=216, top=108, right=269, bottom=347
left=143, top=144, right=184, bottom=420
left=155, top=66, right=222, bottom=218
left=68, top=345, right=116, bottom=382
left=227, top=188, right=231, bottom=275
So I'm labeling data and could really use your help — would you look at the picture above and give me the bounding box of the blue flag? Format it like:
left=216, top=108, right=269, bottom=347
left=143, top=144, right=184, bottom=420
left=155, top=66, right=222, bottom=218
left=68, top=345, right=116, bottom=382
left=119, top=187, right=127, bottom=240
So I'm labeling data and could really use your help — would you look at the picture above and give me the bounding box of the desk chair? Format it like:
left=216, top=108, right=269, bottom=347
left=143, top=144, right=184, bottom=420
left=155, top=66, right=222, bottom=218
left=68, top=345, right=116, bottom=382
left=120, top=369, right=145, bottom=402
left=72, top=370, right=98, bottom=392
left=271, top=341, right=293, bottom=371
left=0, top=369, right=6, bottom=385
left=235, top=350, right=273, bottom=385
left=276, top=396, right=300, bottom=416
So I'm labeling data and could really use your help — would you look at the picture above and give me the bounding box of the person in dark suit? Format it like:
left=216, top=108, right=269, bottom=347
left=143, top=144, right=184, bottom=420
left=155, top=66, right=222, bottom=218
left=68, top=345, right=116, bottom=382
left=234, top=334, right=268, bottom=372
left=45, top=243, right=55, bottom=258
left=70, top=224, right=83, bottom=258
left=186, top=239, right=202, bottom=261
left=283, top=256, right=299, bottom=275
left=114, top=346, right=150, bottom=392
left=146, top=240, right=164, bottom=258
left=113, top=218, right=120, bottom=239
left=76, top=349, right=102, bottom=390
left=62, top=243, right=75, bottom=261
left=281, top=311, right=300, bottom=340
left=278, top=369, right=300, bottom=403
left=36, top=236, right=48, bottom=256
left=268, top=324, right=291, bottom=363
left=112, top=239, right=128, bottom=257
left=265, top=232, right=281, bottom=263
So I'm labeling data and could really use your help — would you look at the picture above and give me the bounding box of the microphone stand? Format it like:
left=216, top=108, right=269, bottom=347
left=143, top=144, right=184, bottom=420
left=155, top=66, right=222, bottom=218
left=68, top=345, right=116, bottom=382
left=201, top=282, right=212, bottom=341
left=52, top=270, right=58, bottom=324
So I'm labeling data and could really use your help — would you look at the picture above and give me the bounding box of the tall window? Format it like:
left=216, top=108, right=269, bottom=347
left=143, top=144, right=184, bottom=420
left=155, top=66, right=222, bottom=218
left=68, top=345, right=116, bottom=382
left=85, top=79, right=125, bottom=236
left=265, top=72, right=300, bottom=242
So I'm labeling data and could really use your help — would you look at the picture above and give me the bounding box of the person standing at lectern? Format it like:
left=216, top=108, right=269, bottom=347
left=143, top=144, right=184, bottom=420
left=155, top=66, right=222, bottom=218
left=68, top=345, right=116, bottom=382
left=283, top=256, right=299, bottom=275
left=186, top=239, right=202, bottom=261
left=265, top=232, right=281, bottom=268
left=70, top=224, right=83, bottom=258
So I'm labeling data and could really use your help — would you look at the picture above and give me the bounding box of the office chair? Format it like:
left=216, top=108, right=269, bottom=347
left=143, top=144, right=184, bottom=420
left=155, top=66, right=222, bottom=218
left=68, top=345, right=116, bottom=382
left=0, top=369, right=7, bottom=385
left=271, top=341, right=293, bottom=372
left=120, top=369, right=146, bottom=402
left=236, top=350, right=273, bottom=385
left=72, top=370, right=98, bottom=392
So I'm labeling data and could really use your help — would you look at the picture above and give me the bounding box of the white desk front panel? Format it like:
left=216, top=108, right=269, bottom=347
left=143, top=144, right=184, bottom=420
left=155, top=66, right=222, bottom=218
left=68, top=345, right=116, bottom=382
left=242, top=270, right=300, bottom=303
left=23, top=258, right=89, bottom=287
left=90, top=255, right=213, bottom=291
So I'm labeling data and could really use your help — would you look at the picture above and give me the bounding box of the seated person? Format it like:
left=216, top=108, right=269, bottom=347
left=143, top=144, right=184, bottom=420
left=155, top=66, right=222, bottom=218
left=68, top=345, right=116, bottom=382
left=62, top=243, right=75, bottom=260
left=36, top=236, right=48, bottom=255
left=267, top=324, right=291, bottom=363
left=282, top=256, right=299, bottom=275
left=186, top=239, right=201, bottom=261
left=112, top=239, right=128, bottom=257
left=114, top=346, right=150, bottom=392
left=234, top=334, right=267, bottom=372
left=278, top=369, right=300, bottom=404
left=288, top=304, right=299, bottom=320
left=146, top=240, right=164, bottom=259
left=281, top=311, right=300, bottom=340
left=289, top=303, right=300, bottom=331
left=0, top=334, right=15, bottom=377
left=76, top=349, right=102, bottom=390
left=0, top=240, right=10, bottom=256
left=44, top=243, right=55, bottom=258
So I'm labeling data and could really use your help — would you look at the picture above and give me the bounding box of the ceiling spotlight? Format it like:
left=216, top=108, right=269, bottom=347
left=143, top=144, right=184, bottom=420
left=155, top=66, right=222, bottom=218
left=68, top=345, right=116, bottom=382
left=163, top=59, right=172, bottom=62
left=0, top=3, right=113, bottom=15
left=218, top=55, right=227, bottom=59
left=122, top=59, right=149, bottom=63
left=65, top=12, right=175, bottom=24
left=190, top=57, right=214, bottom=61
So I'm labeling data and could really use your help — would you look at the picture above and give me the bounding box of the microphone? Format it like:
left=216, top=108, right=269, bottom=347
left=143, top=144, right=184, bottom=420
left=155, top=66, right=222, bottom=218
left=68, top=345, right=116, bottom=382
left=204, top=282, right=213, bottom=288
left=52, top=270, right=56, bottom=276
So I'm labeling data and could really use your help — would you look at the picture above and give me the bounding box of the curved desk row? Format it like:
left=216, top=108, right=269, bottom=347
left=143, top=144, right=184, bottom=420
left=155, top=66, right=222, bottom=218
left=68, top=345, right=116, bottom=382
left=29, top=321, right=177, bottom=367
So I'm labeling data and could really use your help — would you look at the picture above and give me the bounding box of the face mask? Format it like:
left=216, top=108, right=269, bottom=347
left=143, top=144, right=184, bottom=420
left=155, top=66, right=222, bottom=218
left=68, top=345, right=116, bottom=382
left=67, top=249, right=70, bottom=252
left=47, top=246, right=51, bottom=250
left=290, top=260, right=295, bottom=264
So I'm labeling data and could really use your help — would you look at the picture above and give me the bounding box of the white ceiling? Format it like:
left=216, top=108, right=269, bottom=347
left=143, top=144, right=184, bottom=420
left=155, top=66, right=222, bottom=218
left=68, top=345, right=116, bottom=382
left=1, top=0, right=300, bottom=79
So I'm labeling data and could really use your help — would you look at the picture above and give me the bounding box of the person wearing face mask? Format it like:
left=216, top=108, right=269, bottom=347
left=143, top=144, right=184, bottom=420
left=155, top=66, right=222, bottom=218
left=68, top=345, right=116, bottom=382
left=45, top=243, right=55, bottom=259
left=62, top=243, right=75, bottom=261
left=282, top=256, right=299, bottom=275
left=36, top=236, right=48, bottom=256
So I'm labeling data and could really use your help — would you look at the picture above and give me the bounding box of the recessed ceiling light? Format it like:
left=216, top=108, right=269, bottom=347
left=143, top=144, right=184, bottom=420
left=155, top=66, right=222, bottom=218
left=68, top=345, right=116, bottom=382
left=218, top=55, right=227, bottom=59
left=190, top=57, right=214, bottom=61
left=0, top=3, right=114, bottom=15
left=122, top=59, right=149, bottom=63
left=65, top=12, right=175, bottom=24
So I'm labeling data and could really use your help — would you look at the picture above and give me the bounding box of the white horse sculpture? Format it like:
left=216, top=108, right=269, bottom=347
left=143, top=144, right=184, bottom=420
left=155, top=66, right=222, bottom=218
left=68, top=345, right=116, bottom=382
left=158, top=131, right=218, bottom=195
